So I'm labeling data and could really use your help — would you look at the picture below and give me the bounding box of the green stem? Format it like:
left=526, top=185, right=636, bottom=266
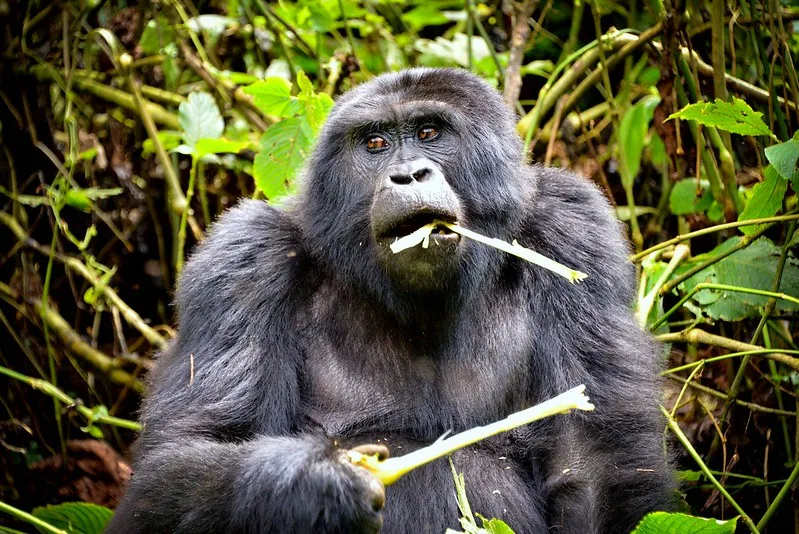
left=0, top=501, right=68, bottom=534
left=652, top=282, right=799, bottom=331
left=661, top=407, right=760, bottom=533
left=0, top=365, right=141, bottom=430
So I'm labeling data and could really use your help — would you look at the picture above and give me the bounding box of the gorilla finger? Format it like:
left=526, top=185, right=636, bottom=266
left=351, top=443, right=390, bottom=460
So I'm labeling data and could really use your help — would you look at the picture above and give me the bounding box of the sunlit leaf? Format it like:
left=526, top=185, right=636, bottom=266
left=667, top=97, right=773, bottom=138
left=253, top=118, right=313, bottom=200
left=244, top=77, right=301, bottom=118
left=631, top=512, right=737, bottom=534
left=179, top=92, right=224, bottom=147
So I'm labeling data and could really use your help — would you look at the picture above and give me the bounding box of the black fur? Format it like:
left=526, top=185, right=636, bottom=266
left=108, top=68, right=674, bottom=534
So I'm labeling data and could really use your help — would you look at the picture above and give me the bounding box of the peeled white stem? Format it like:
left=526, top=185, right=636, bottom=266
left=349, top=385, right=595, bottom=485
left=388, top=220, right=588, bottom=283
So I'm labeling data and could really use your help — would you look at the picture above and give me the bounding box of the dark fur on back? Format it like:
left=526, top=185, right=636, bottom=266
left=108, top=68, right=674, bottom=534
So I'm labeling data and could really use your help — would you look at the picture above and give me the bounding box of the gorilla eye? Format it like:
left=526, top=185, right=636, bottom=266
left=366, top=136, right=389, bottom=152
left=417, top=126, right=440, bottom=141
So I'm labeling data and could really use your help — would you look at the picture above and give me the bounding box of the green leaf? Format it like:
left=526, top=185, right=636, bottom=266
left=680, top=237, right=799, bottom=321
left=669, top=179, right=711, bottom=215
left=667, top=97, right=773, bottom=138
left=142, top=130, right=183, bottom=155
left=64, top=188, right=123, bottom=212
left=618, top=95, right=661, bottom=187
left=194, top=138, right=250, bottom=159
left=253, top=118, right=312, bottom=200
left=139, top=16, right=175, bottom=55
left=764, top=137, right=799, bottom=183
left=403, top=5, right=449, bottom=30
left=631, top=512, right=737, bottom=534
left=788, top=228, right=799, bottom=248
left=479, top=516, right=516, bottom=534
left=296, top=71, right=334, bottom=133
left=179, top=92, right=224, bottom=148
left=244, top=78, right=301, bottom=118
left=32, top=502, right=114, bottom=534
left=738, top=166, right=788, bottom=235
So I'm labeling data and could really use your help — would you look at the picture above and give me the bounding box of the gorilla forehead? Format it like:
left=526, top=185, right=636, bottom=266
left=323, top=68, right=516, bottom=138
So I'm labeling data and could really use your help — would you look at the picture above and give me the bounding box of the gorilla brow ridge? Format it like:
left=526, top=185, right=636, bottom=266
left=342, top=102, right=461, bottom=143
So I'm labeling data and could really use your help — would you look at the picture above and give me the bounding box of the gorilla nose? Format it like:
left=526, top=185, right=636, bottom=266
left=388, top=160, right=434, bottom=185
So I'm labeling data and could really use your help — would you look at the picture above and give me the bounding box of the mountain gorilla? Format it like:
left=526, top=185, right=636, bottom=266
left=109, top=68, right=673, bottom=533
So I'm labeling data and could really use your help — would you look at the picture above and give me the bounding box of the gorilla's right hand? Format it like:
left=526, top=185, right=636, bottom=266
left=232, top=436, right=386, bottom=533
left=107, top=435, right=386, bottom=534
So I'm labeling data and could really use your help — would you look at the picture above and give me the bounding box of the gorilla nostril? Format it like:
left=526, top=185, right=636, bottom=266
left=412, top=168, right=432, bottom=182
left=390, top=173, right=413, bottom=185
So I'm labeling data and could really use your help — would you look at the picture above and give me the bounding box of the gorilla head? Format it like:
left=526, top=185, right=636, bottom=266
left=299, top=69, right=531, bottom=299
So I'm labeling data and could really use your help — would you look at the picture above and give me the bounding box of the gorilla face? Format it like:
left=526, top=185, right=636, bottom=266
left=300, top=69, right=527, bottom=299
left=365, top=120, right=465, bottom=289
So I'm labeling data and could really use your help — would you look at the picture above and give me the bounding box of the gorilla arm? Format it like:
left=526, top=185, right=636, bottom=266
left=107, top=200, right=383, bottom=534
left=522, top=167, right=675, bottom=533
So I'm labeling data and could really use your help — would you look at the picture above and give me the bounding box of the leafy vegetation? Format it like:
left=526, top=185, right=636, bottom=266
left=0, top=0, right=798, bottom=532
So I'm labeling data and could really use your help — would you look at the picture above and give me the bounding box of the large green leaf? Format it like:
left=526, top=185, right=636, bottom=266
left=738, top=166, right=788, bottom=235
left=764, top=135, right=799, bottom=185
left=631, top=512, right=737, bottom=534
left=679, top=237, right=799, bottom=321
left=32, top=502, right=113, bottom=534
left=244, top=77, right=302, bottom=118
left=667, top=97, right=773, bottom=137
left=179, top=92, right=224, bottom=147
left=618, top=95, right=661, bottom=188
left=253, top=118, right=313, bottom=200
left=669, top=179, right=712, bottom=215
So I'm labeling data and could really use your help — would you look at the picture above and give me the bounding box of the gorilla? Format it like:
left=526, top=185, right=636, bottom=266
left=108, top=68, right=674, bottom=534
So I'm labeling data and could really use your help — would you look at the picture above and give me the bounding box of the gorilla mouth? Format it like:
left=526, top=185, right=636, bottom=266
left=381, top=212, right=458, bottom=240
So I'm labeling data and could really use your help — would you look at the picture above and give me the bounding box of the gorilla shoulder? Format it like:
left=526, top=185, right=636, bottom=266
left=524, top=166, right=635, bottom=302
left=175, top=200, right=310, bottom=339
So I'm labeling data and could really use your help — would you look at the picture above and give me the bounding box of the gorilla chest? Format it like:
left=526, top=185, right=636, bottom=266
left=300, top=294, right=535, bottom=438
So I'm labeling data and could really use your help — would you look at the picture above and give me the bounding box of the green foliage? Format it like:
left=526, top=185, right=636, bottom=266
left=253, top=118, right=314, bottom=199
left=32, top=503, right=113, bottom=534
left=738, top=166, right=788, bottom=235
left=618, top=94, right=660, bottom=187
left=245, top=71, right=333, bottom=199
left=669, top=179, right=713, bottom=216
left=244, top=77, right=302, bottom=118
left=446, top=459, right=516, bottom=534
left=63, top=187, right=123, bottom=212
left=631, top=512, right=738, bottom=534
left=679, top=237, right=799, bottom=321
left=178, top=92, right=225, bottom=148
left=667, top=97, right=773, bottom=138
left=138, top=16, right=175, bottom=55
left=764, top=135, right=799, bottom=187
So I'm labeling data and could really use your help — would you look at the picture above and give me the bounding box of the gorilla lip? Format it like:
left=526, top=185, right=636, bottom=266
left=379, top=212, right=458, bottom=240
